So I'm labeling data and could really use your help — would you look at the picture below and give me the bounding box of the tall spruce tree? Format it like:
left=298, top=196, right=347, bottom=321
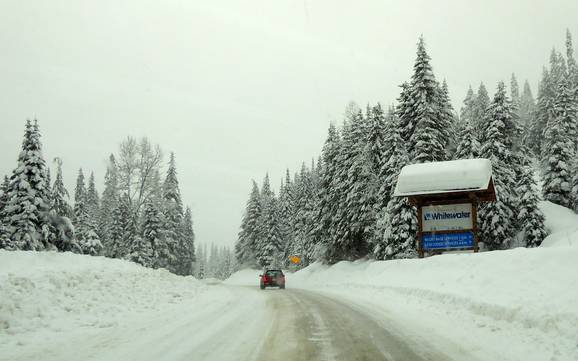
left=510, top=73, right=521, bottom=109
left=51, top=158, right=72, bottom=219
left=100, top=155, right=119, bottom=256
left=517, top=154, right=547, bottom=247
left=317, top=124, right=342, bottom=263
left=161, top=153, right=184, bottom=273
left=180, top=207, right=196, bottom=275
left=235, top=181, right=261, bottom=266
left=374, top=122, right=417, bottom=260
left=479, top=82, right=517, bottom=250
left=256, top=195, right=283, bottom=267
left=473, top=83, right=490, bottom=142
left=1, top=120, right=52, bottom=250
left=406, top=36, right=448, bottom=163
left=519, top=80, right=536, bottom=144
left=454, top=119, right=480, bottom=159
left=325, top=109, right=372, bottom=262
left=542, top=76, right=576, bottom=208
left=142, top=198, right=163, bottom=267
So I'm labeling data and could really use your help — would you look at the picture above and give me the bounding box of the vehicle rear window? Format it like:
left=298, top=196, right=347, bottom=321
left=266, top=270, right=283, bottom=276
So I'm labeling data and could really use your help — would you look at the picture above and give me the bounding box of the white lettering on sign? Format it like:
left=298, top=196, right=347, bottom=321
left=422, top=203, right=473, bottom=232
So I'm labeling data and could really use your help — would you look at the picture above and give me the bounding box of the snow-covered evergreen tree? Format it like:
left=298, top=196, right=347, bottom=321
left=317, top=124, right=342, bottom=262
left=161, top=152, right=184, bottom=273
left=86, top=172, right=100, bottom=221
left=374, top=123, right=417, bottom=260
left=454, top=119, right=480, bottom=159
left=510, top=73, right=520, bottom=109
left=324, top=108, right=372, bottom=262
left=278, top=169, right=295, bottom=266
left=479, top=82, right=517, bottom=250
left=1, top=120, right=52, bottom=250
left=256, top=195, right=283, bottom=267
left=100, top=155, right=119, bottom=256
left=519, top=80, right=536, bottom=145
left=235, top=181, right=261, bottom=266
left=179, top=206, right=196, bottom=275
left=142, top=198, right=162, bottom=265
left=542, top=76, right=576, bottom=208
left=51, top=158, right=72, bottom=219
left=473, top=83, right=490, bottom=142
left=73, top=169, right=103, bottom=255
left=406, top=36, right=448, bottom=163
left=517, top=157, right=547, bottom=247
left=195, top=243, right=206, bottom=279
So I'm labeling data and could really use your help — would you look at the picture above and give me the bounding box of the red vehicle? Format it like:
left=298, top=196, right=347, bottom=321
left=260, top=269, right=285, bottom=289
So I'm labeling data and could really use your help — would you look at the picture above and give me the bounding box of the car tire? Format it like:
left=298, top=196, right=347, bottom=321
left=280, top=285, right=285, bottom=289
left=260, top=284, right=265, bottom=290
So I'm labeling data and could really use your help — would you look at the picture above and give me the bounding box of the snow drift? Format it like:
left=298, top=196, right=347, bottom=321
left=0, top=251, right=202, bottom=337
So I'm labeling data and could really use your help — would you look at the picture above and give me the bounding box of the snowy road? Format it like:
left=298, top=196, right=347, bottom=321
left=3, top=283, right=451, bottom=361
left=256, top=287, right=449, bottom=361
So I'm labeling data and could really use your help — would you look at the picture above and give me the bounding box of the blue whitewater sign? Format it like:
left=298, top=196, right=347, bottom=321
left=422, top=231, right=475, bottom=250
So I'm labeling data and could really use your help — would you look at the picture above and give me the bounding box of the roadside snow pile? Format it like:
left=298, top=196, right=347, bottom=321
left=539, top=200, right=578, bottom=247
left=0, top=251, right=203, bottom=338
left=223, top=269, right=261, bottom=286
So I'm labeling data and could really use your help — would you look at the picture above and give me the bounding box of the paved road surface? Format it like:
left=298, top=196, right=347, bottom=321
left=255, top=287, right=449, bottom=361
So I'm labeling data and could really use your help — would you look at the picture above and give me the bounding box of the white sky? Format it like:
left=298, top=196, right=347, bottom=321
left=1, top=0, right=577, bottom=246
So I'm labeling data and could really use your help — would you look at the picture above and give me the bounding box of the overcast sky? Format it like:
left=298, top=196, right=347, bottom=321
left=1, top=0, right=577, bottom=247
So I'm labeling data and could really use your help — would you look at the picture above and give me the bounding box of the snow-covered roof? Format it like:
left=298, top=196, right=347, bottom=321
left=394, top=158, right=493, bottom=197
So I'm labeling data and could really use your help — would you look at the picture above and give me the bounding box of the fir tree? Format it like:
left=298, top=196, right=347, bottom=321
left=51, top=158, right=72, bottom=219
left=118, top=194, right=136, bottom=258
left=479, top=82, right=517, bottom=250
left=256, top=195, right=283, bottom=267
left=142, top=197, right=163, bottom=266
left=161, top=152, right=185, bottom=274
left=517, top=157, right=547, bottom=247
left=325, top=109, right=372, bottom=262
left=374, top=124, right=417, bottom=260
left=510, top=73, right=520, bottom=109
left=454, top=119, right=480, bottom=159
left=73, top=169, right=89, bottom=242
left=86, top=172, right=100, bottom=220
left=100, top=155, right=119, bottom=256
left=235, top=181, right=261, bottom=266
left=180, top=207, right=196, bottom=275
left=1, top=120, right=52, bottom=250
left=473, top=83, right=490, bottom=142
left=542, top=77, right=576, bottom=208
left=317, top=124, right=342, bottom=263
left=73, top=169, right=103, bottom=255
left=519, top=80, right=536, bottom=144
left=406, top=36, right=448, bottom=163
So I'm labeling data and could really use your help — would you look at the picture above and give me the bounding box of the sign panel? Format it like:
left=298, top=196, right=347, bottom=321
left=422, top=203, right=473, bottom=232
left=422, top=231, right=474, bottom=250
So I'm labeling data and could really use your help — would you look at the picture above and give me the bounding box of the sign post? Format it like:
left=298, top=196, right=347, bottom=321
left=393, top=159, right=496, bottom=258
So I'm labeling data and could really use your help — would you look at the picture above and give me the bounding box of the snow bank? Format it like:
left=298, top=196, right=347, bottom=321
left=223, top=268, right=261, bottom=286
left=0, top=251, right=203, bottom=337
left=539, top=201, right=578, bottom=247
left=395, top=158, right=492, bottom=196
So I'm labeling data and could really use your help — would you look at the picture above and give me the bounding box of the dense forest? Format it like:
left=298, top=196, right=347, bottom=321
left=0, top=129, right=197, bottom=276
left=235, top=31, right=578, bottom=268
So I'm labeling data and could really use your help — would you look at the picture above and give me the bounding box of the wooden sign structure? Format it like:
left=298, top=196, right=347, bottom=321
left=393, top=159, right=496, bottom=258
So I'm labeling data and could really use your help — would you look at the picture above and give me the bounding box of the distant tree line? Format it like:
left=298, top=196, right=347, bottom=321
left=194, top=242, right=236, bottom=280
left=236, top=31, right=578, bottom=268
left=0, top=125, right=196, bottom=276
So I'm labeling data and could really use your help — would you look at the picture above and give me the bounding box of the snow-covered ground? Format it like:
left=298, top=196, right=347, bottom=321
left=0, top=252, right=268, bottom=361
